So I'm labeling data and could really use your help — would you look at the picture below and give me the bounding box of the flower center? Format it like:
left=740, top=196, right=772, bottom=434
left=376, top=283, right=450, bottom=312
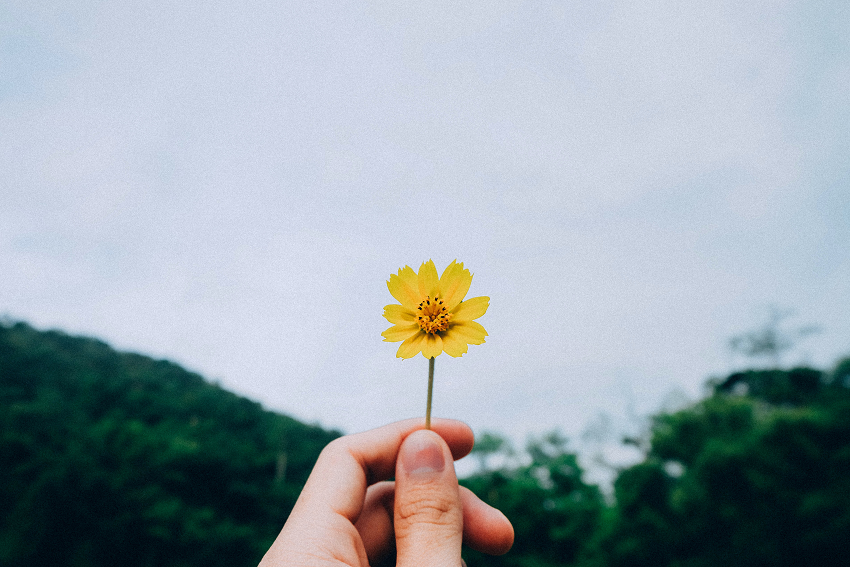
left=416, top=295, right=452, bottom=334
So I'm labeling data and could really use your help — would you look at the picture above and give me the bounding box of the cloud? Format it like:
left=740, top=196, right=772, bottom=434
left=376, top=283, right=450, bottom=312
left=2, top=0, right=849, bottom=449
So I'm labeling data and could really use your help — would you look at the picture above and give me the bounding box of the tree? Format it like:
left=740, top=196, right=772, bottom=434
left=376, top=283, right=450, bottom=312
left=469, top=431, right=513, bottom=473
left=462, top=431, right=604, bottom=567
left=594, top=364, right=850, bottom=567
left=0, top=320, right=341, bottom=567
left=728, top=306, right=819, bottom=369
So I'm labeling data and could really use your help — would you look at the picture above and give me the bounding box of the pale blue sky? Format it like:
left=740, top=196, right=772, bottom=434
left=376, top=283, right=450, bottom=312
left=2, top=0, right=849, bottom=467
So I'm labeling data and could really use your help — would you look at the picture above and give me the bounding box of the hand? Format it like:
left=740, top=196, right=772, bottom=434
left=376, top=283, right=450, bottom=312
left=259, top=418, right=514, bottom=566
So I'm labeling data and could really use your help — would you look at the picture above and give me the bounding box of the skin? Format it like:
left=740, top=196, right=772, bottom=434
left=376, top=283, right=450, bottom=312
left=259, top=418, right=514, bottom=567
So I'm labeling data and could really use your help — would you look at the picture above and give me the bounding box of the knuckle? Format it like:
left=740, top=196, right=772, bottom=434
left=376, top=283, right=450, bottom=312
left=396, top=486, right=459, bottom=528
left=319, top=437, right=351, bottom=460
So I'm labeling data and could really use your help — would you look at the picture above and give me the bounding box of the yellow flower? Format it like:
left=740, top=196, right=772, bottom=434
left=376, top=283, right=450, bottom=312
left=381, top=260, right=489, bottom=359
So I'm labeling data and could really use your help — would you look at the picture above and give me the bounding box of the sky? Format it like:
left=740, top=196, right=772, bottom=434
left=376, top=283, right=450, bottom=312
left=2, top=0, right=849, bottom=470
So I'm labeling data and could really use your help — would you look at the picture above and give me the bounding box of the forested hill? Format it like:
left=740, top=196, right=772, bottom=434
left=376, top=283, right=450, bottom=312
left=4, top=319, right=850, bottom=567
left=0, top=320, right=341, bottom=567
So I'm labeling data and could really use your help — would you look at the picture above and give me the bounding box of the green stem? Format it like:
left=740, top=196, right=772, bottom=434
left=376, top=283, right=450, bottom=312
left=425, top=357, right=435, bottom=430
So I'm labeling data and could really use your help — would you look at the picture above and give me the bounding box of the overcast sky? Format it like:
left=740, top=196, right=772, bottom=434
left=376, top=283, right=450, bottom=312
left=2, top=0, right=849, bottom=464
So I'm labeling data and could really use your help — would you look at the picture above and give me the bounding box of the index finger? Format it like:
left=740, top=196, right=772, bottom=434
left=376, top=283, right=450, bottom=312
left=292, top=418, right=474, bottom=523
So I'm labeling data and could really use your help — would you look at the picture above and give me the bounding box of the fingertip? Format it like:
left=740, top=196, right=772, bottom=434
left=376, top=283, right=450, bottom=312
left=485, top=508, right=514, bottom=555
left=399, top=430, right=448, bottom=477
left=428, top=418, right=474, bottom=460
left=459, top=486, right=515, bottom=556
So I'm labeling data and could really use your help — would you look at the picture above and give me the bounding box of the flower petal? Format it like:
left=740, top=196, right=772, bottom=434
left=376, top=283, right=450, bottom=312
left=439, top=260, right=473, bottom=311
left=421, top=333, right=443, bottom=359
left=397, top=332, right=426, bottom=359
left=381, top=323, right=420, bottom=342
left=447, top=320, right=488, bottom=345
left=440, top=331, right=469, bottom=357
left=437, top=260, right=459, bottom=292
left=417, top=259, right=439, bottom=298
left=383, top=304, right=416, bottom=324
left=387, top=266, right=421, bottom=310
left=451, top=296, right=489, bottom=322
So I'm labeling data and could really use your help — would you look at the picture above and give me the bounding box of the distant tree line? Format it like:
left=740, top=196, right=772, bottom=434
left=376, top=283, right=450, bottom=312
left=462, top=361, right=850, bottom=567
left=0, top=321, right=340, bottom=567
left=2, top=320, right=849, bottom=566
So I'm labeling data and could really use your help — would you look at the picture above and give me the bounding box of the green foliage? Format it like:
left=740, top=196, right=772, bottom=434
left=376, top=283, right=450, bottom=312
left=4, top=319, right=849, bottom=567
left=592, top=363, right=850, bottom=567
left=712, top=367, right=824, bottom=405
left=469, top=431, right=513, bottom=472
left=0, top=321, right=340, bottom=567
left=462, top=431, right=604, bottom=567
left=460, top=360, right=850, bottom=567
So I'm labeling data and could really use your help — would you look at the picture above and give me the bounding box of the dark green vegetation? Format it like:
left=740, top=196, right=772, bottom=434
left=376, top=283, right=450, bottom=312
left=462, top=364, right=850, bottom=567
left=0, top=321, right=340, bottom=567
left=2, top=320, right=849, bottom=566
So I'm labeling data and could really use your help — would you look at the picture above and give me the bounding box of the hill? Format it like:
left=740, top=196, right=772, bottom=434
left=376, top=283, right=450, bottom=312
left=4, top=319, right=849, bottom=567
left=0, top=320, right=340, bottom=567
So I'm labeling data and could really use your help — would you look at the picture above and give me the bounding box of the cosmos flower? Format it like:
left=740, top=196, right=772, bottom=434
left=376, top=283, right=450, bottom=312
left=381, top=260, right=489, bottom=359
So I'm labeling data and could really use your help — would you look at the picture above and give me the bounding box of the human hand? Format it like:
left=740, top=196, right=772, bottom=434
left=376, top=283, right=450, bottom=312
left=259, top=418, right=514, bottom=567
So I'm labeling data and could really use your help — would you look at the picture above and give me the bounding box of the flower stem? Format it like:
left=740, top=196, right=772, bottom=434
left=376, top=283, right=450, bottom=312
left=425, top=357, right=435, bottom=430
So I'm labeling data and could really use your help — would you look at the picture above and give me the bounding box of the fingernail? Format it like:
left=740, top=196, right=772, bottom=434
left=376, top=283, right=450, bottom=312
left=401, top=431, right=445, bottom=476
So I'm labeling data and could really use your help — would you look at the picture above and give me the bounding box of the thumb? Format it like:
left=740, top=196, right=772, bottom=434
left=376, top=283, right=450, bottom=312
left=394, top=429, right=464, bottom=567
